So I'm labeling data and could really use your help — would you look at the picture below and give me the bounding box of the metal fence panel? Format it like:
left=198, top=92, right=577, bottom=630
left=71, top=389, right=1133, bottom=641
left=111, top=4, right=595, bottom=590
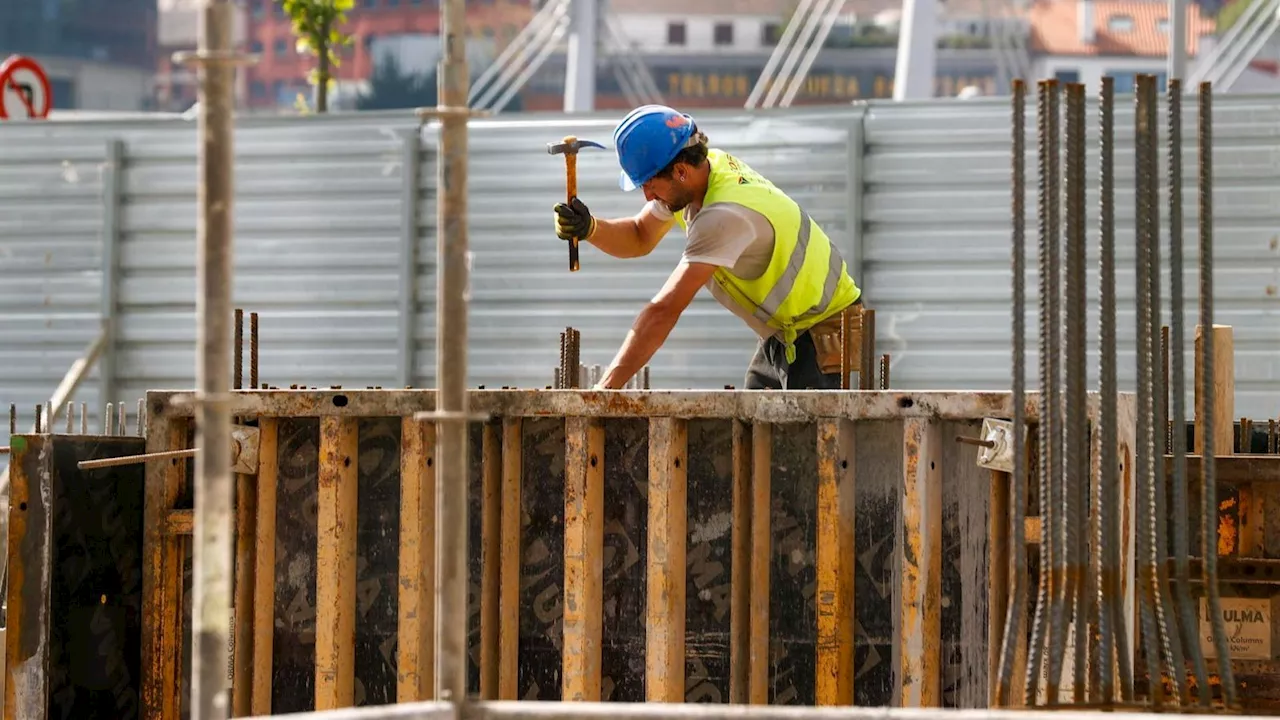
left=111, top=112, right=423, bottom=407
left=2, top=94, right=1278, bottom=472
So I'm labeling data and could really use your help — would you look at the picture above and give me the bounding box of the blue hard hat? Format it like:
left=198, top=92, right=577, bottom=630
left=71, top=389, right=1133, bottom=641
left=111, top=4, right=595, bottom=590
left=612, top=104, right=697, bottom=191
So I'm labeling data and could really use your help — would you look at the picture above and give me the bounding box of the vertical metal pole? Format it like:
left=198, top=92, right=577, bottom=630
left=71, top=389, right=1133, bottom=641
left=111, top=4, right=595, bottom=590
left=564, top=0, right=598, bottom=112
left=891, top=0, right=938, bottom=100
left=437, top=0, right=471, bottom=704
left=1169, top=0, right=1187, bottom=82
left=192, top=0, right=237, bottom=718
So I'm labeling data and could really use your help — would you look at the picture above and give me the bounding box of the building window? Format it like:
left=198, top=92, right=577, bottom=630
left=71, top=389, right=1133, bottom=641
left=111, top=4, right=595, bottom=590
left=363, top=0, right=376, bottom=7
left=388, top=0, right=400, bottom=5
left=274, top=38, right=287, bottom=56
left=1157, top=18, right=1169, bottom=32
left=762, top=23, right=781, bottom=44
left=250, top=40, right=264, bottom=54
left=714, top=22, right=734, bottom=46
left=1054, top=69, right=1080, bottom=83
left=251, top=81, right=267, bottom=98
left=252, top=0, right=264, bottom=18
left=1108, top=14, right=1134, bottom=31
left=667, top=22, right=686, bottom=46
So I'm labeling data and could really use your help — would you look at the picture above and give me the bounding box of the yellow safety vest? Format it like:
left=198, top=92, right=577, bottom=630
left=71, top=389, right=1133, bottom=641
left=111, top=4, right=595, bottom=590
left=675, top=148, right=862, bottom=363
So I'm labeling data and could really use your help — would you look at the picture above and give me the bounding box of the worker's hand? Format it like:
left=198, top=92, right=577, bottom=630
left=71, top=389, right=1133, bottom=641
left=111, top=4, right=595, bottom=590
left=554, top=196, right=596, bottom=242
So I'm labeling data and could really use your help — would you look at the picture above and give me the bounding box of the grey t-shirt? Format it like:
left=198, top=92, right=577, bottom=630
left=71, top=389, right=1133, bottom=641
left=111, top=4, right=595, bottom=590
left=649, top=199, right=778, bottom=339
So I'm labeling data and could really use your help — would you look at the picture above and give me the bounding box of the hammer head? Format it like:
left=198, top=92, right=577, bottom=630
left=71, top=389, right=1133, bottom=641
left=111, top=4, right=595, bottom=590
left=547, top=135, right=607, bottom=156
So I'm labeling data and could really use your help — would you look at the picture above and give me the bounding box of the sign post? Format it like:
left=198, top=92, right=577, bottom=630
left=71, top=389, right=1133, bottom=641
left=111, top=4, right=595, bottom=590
left=0, top=55, right=52, bottom=121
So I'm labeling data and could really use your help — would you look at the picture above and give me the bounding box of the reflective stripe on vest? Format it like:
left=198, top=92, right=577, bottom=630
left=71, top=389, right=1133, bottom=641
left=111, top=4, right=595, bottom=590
left=746, top=207, right=848, bottom=326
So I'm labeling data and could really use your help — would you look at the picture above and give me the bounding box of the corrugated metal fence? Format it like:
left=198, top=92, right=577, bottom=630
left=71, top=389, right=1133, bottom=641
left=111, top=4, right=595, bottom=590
left=1, top=95, right=1277, bottom=451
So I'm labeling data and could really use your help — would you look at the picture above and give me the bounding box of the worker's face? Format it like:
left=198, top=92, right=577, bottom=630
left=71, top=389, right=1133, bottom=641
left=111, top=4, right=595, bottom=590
left=641, top=165, right=696, bottom=212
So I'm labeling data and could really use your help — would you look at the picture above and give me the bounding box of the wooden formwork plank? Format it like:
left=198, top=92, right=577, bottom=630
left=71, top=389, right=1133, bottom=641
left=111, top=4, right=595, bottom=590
left=142, top=416, right=189, bottom=720
left=816, top=419, right=856, bottom=705
left=900, top=418, right=942, bottom=708
left=481, top=421, right=502, bottom=699
left=4, top=436, right=51, bottom=720
left=233, top=462, right=257, bottom=716
left=729, top=420, right=752, bottom=705
left=749, top=422, right=772, bottom=705
left=988, top=469, right=1011, bottom=705
left=499, top=418, right=523, bottom=700
left=315, top=416, right=359, bottom=710
left=398, top=419, right=437, bottom=702
left=563, top=416, right=605, bottom=701
left=251, top=418, right=280, bottom=714
left=646, top=417, right=688, bottom=702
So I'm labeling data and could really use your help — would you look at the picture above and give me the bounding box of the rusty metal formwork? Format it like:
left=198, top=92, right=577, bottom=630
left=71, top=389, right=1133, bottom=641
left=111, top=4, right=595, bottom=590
left=125, top=388, right=1134, bottom=718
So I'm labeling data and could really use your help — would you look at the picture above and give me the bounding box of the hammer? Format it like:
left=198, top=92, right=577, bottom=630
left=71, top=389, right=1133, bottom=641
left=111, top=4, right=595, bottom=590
left=547, top=135, right=606, bottom=272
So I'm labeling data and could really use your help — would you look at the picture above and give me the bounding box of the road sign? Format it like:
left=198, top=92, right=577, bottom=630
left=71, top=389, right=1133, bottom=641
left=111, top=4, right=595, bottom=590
left=0, top=55, right=52, bottom=121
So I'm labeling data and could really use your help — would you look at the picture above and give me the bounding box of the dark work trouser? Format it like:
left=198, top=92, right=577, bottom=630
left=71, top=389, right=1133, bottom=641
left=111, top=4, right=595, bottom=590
left=743, top=329, right=841, bottom=390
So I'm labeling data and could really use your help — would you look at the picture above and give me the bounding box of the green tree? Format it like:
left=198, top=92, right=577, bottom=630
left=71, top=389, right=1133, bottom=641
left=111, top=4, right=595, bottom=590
left=280, top=0, right=354, bottom=113
left=1218, top=0, right=1254, bottom=33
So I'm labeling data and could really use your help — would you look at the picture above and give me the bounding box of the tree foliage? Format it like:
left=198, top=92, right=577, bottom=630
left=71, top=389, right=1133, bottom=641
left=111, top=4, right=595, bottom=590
left=279, top=0, right=354, bottom=113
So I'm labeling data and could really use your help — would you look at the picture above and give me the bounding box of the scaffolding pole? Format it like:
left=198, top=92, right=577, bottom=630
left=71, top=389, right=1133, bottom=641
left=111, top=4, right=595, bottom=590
left=190, top=0, right=237, bottom=718
left=436, top=0, right=472, bottom=705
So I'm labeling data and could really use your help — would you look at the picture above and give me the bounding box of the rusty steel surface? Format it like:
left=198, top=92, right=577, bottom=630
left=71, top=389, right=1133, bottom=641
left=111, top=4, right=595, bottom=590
left=149, top=390, right=1118, bottom=424
left=815, top=419, right=856, bottom=706
left=899, top=419, right=942, bottom=707
left=4, top=436, right=53, bottom=720
left=645, top=418, right=688, bottom=702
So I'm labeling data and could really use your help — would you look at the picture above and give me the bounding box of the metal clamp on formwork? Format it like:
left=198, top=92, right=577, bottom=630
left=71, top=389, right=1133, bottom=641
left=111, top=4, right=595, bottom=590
left=956, top=418, right=1015, bottom=473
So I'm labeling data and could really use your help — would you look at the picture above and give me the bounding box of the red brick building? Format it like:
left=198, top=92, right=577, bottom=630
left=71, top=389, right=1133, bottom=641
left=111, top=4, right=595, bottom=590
left=243, top=0, right=533, bottom=109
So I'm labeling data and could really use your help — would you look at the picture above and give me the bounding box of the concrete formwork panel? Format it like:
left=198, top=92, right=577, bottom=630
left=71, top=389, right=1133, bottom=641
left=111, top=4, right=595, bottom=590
left=122, top=389, right=1135, bottom=718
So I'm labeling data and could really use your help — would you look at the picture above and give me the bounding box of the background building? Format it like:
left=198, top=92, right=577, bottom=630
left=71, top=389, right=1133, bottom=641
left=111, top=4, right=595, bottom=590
left=0, top=0, right=157, bottom=110
left=1028, top=0, right=1216, bottom=91
left=242, top=0, right=534, bottom=110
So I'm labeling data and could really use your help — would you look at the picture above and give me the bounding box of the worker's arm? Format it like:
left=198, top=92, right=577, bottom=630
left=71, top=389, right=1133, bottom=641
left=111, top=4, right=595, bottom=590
left=554, top=197, right=674, bottom=259
left=596, top=260, right=718, bottom=389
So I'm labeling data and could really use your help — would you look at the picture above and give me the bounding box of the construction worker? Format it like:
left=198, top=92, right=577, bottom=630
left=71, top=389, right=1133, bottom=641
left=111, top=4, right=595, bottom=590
left=553, top=104, right=863, bottom=391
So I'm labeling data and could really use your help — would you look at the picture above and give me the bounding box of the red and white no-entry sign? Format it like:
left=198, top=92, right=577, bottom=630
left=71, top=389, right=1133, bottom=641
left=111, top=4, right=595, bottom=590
left=0, top=55, right=52, bottom=121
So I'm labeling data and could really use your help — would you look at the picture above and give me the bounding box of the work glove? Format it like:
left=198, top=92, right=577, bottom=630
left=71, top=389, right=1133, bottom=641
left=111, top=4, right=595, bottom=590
left=554, top=196, right=596, bottom=242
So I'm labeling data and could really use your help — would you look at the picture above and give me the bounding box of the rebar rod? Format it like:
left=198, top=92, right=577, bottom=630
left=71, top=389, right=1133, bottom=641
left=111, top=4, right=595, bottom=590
left=234, top=308, right=243, bottom=390
left=1044, top=78, right=1070, bottom=706
left=1025, top=78, right=1053, bottom=706
left=250, top=312, right=259, bottom=390
left=1063, top=83, right=1089, bottom=704
left=1133, top=74, right=1164, bottom=707
left=437, top=0, right=472, bottom=704
left=996, top=77, right=1029, bottom=709
left=1095, top=75, right=1125, bottom=704
left=1168, top=76, right=1209, bottom=701
left=1142, top=74, right=1187, bottom=706
left=1198, top=80, right=1237, bottom=708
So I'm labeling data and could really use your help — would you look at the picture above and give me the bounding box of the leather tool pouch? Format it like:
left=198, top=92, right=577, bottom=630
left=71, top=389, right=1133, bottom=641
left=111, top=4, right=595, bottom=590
left=808, top=308, right=859, bottom=375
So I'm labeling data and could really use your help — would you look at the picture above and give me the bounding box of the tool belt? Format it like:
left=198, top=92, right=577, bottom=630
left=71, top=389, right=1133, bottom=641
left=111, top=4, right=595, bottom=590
left=807, top=302, right=863, bottom=375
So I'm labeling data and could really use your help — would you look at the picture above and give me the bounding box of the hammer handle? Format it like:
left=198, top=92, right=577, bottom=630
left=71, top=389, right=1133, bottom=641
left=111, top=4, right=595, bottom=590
left=565, top=153, right=580, bottom=272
